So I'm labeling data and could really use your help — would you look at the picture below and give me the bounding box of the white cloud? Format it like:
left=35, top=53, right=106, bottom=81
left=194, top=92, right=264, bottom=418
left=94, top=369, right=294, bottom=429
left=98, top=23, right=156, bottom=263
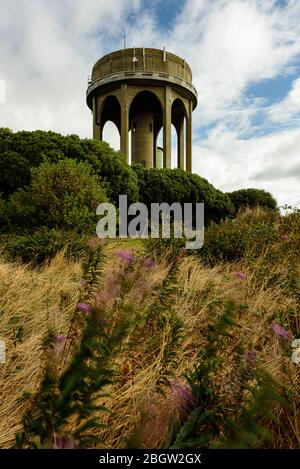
left=0, top=79, right=5, bottom=103
left=0, top=0, right=300, bottom=206
left=193, top=125, right=300, bottom=207
left=167, top=0, right=300, bottom=125
left=268, top=76, right=300, bottom=122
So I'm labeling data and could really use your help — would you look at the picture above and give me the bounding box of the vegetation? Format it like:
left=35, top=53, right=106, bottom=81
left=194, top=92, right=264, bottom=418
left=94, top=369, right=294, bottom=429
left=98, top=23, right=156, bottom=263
left=0, top=208, right=299, bottom=449
left=133, top=166, right=234, bottom=224
left=227, top=188, right=278, bottom=214
left=0, top=127, right=298, bottom=450
left=0, top=128, right=139, bottom=204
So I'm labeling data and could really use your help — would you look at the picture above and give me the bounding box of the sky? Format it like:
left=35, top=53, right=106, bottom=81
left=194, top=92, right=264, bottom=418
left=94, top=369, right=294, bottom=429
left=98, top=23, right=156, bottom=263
left=0, top=0, right=300, bottom=207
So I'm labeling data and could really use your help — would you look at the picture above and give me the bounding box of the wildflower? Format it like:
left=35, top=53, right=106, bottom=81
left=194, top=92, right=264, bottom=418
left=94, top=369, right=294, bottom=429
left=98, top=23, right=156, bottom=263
left=236, top=271, right=247, bottom=280
left=53, top=433, right=75, bottom=449
left=244, top=350, right=256, bottom=365
left=116, top=250, right=134, bottom=263
left=55, top=335, right=67, bottom=359
left=271, top=323, right=292, bottom=340
left=181, top=246, right=187, bottom=253
left=143, top=257, right=156, bottom=268
left=56, top=335, right=66, bottom=344
left=76, top=302, right=92, bottom=314
left=291, top=347, right=300, bottom=365
left=282, top=234, right=289, bottom=241
left=170, top=380, right=196, bottom=419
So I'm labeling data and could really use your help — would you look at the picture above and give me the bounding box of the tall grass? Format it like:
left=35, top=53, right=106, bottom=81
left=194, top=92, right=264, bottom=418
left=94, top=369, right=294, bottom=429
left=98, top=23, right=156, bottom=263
left=0, top=208, right=299, bottom=448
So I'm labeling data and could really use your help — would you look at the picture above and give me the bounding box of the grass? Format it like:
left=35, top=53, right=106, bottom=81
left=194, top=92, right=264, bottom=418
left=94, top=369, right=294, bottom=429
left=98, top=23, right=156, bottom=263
left=0, top=208, right=299, bottom=448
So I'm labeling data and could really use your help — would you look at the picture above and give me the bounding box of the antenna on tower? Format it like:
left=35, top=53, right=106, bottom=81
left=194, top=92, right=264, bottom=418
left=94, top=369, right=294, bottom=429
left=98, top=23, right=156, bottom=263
left=124, top=34, right=126, bottom=49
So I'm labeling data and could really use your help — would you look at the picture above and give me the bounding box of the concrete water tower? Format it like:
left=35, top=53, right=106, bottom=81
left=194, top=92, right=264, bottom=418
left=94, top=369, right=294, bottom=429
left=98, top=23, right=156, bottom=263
left=86, top=48, right=197, bottom=171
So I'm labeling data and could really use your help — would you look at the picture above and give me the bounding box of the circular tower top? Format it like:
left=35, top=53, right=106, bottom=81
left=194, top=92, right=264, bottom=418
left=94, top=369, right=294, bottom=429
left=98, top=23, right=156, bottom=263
left=86, top=47, right=197, bottom=110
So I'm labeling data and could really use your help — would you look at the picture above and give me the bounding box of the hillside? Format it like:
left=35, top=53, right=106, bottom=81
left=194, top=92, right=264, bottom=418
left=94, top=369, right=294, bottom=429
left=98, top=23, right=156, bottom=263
left=0, top=208, right=299, bottom=449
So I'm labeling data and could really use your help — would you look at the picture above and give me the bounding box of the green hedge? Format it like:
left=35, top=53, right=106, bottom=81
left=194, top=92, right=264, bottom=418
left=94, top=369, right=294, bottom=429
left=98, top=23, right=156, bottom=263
left=0, top=128, right=139, bottom=204
left=227, top=188, right=277, bottom=214
left=0, top=228, right=91, bottom=264
left=133, top=166, right=234, bottom=224
left=6, top=159, right=107, bottom=233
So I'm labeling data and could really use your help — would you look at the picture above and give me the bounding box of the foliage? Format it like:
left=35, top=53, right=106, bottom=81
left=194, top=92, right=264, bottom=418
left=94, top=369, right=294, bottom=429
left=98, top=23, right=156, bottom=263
left=1, top=228, right=91, bottom=264
left=0, top=128, right=139, bottom=204
left=6, top=159, right=107, bottom=232
left=0, top=194, right=10, bottom=234
left=77, top=138, right=139, bottom=205
left=227, top=188, right=278, bottom=214
left=133, top=166, right=234, bottom=224
left=0, top=208, right=299, bottom=448
left=15, top=242, right=130, bottom=448
left=167, top=302, right=284, bottom=449
left=199, top=207, right=300, bottom=265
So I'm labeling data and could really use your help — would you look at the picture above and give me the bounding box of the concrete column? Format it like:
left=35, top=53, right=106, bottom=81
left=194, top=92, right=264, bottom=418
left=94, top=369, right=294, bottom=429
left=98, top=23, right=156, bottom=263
left=120, top=84, right=129, bottom=163
left=177, top=117, right=185, bottom=170
left=163, top=86, right=171, bottom=169
left=186, top=101, right=192, bottom=172
left=131, top=110, right=153, bottom=168
left=92, top=96, right=101, bottom=140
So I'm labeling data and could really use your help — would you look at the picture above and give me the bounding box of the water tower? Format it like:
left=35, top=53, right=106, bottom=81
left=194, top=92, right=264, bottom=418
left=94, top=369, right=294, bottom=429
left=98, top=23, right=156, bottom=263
left=86, top=48, right=197, bottom=171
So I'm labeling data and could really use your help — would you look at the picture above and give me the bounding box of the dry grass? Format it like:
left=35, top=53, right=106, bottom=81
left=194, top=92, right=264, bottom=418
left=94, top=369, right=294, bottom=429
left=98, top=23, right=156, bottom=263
left=0, top=252, right=82, bottom=447
left=0, top=213, right=299, bottom=448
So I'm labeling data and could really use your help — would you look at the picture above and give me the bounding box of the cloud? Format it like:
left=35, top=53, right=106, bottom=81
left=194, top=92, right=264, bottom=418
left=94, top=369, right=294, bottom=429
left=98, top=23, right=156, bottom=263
left=193, top=125, right=300, bottom=207
left=0, top=0, right=300, bottom=207
left=268, top=76, right=300, bottom=122
left=0, top=79, right=5, bottom=103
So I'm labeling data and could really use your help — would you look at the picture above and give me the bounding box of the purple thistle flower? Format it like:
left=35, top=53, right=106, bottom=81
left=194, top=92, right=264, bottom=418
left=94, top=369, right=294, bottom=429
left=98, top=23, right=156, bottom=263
left=271, top=323, right=292, bottom=340
left=56, top=335, right=66, bottom=344
left=76, top=302, right=92, bottom=314
left=143, top=257, right=156, bottom=268
left=171, top=380, right=196, bottom=419
left=54, top=335, right=67, bottom=359
left=244, top=350, right=256, bottom=365
left=282, top=234, right=289, bottom=241
left=236, top=271, right=247, bottom=280
left=53, top=433, right=75, bottom=449
left=181, top=246, right=187, bottom=253
left=116, top=250, right=134, bottom=263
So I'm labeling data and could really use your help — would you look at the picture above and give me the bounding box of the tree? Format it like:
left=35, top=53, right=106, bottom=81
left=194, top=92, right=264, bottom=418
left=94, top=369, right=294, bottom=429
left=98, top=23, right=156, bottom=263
left=133, top=166, right=234, bottom=224
left=7, top=159, right=107, bottom=232
left=0, top=128, right=139, bottom=204
left=227, top=188, right=277, bottom=214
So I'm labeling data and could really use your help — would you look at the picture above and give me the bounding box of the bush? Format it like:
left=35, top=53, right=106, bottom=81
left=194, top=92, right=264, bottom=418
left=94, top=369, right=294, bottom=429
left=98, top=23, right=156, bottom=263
left=7, top=159, right=107, bottom=233
left=133, top=166, right=234, bottom=224
left=199, top=207, right=299, bottom=265
left=0, top=195, right=10, bottom=233
left=0, top=129, right=139, bottom=204
left=0, top=228, right=91, bottom=264
left=227, top=188, right=277, bottom=214
left=77, top=139, right=139, bottom=205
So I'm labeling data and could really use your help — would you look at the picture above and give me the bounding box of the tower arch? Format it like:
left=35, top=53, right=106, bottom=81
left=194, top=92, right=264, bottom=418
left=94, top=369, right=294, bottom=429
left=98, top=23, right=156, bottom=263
left=129, top=90, right=163, bottom=168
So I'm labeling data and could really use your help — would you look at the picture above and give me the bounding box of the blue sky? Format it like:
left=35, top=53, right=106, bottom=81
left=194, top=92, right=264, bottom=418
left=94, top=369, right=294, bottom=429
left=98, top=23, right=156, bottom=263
left=0, top=0, right=300, bottom=207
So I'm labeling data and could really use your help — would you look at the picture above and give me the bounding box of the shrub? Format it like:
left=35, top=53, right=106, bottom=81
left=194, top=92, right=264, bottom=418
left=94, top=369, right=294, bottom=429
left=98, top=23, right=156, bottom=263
left=199, top=207, right=299, bottom=265
left=227, top=188, right=277, bottom=214
left=0, top=195, right=10, bottom=233
left=133, top=166, right=234, bottom=224
left=0, top=129, right=139, bottom=204
left=1, top=228, right=91, bottom=264
left=7, top=159, right=107, bottom=232
left=77, top=139, right=139, bottom=205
